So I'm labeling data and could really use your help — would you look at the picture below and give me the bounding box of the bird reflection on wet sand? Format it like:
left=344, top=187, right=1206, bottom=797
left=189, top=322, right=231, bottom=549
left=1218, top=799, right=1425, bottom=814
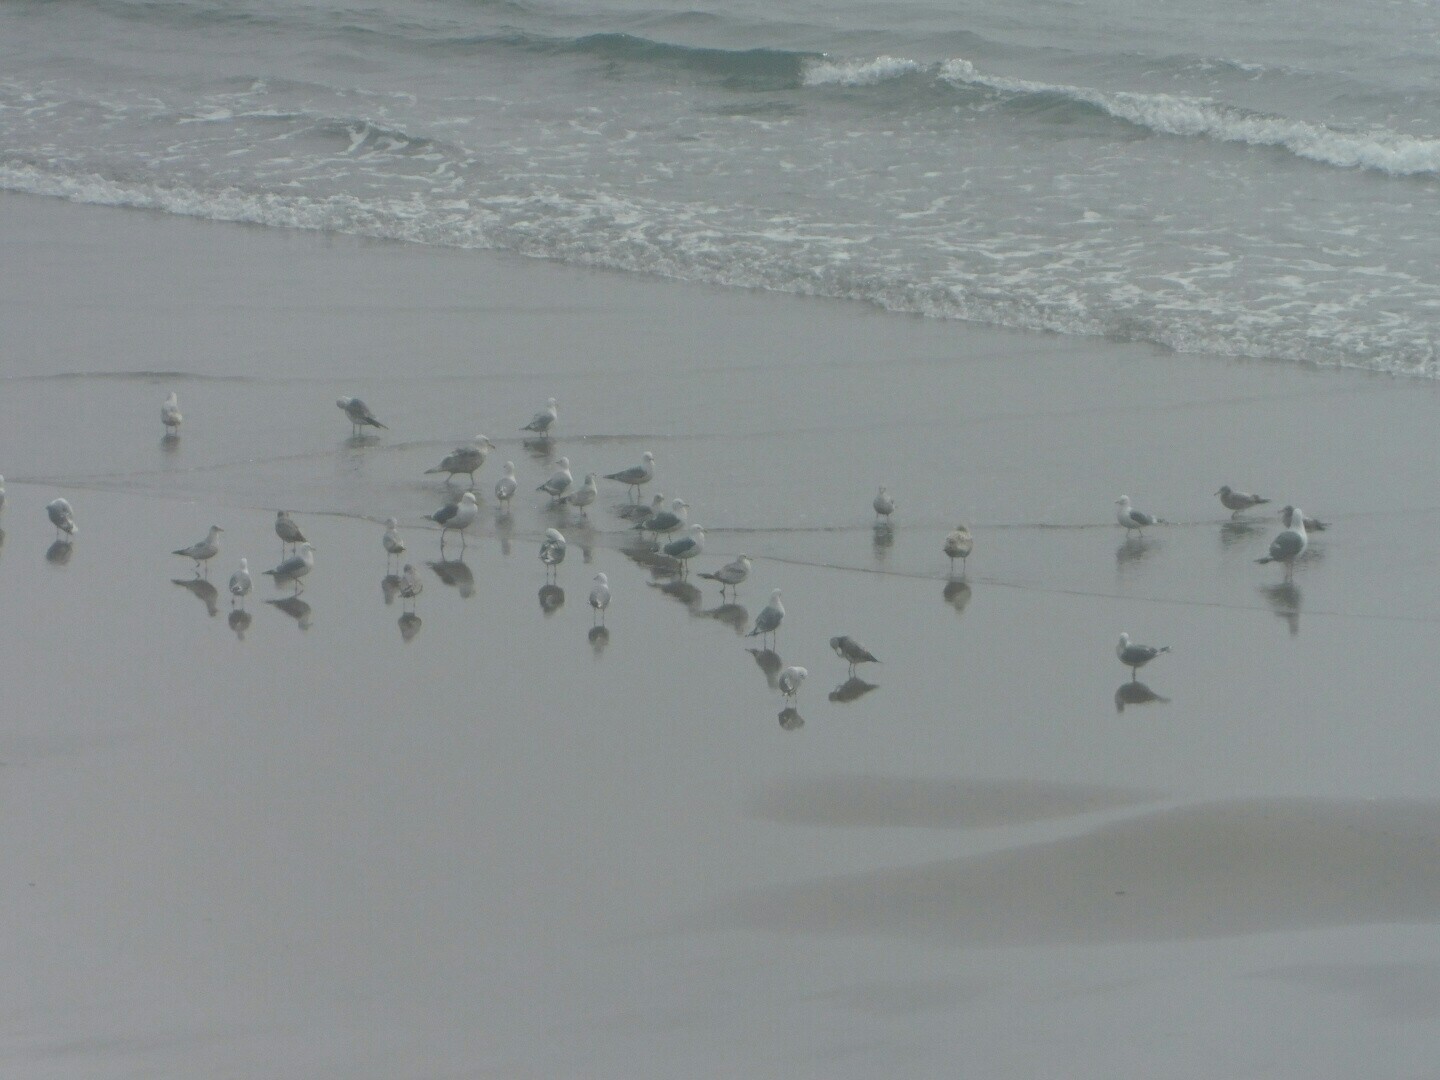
left=588, top=625, right=610, bottom=656
left=398, top=612, right=422, bottom=642
left=942, top=579, right=971, bottom=615
left=228, top=608, right=252, bottom=640
left=1116, top=535, right=1158, bottom=566
left=829, top=676, right=879, bottom=703
left=1219, top=520, right=1265, bottom=548
left=428, top=559, right=475, bottom=598
left=1114, top=681, right=1170, bottom=713
left=266, top=596, right=313, bottom=630
left=381, top=573, right=402, bottom=605
left=538, top=583, right=564, bottom=615
left=621, top=541, right=674, bottom=577
left=778, top=707, right=804, bottom=731
left=748, top=647, right=783, bottom=688
left=698, top=602, right=749, bottom=634
left=1260, top=582, right=1302, bottom=637
left=650, top=578, right=701, bottom=610
left=46, top=539, right=74, bottom=566
left=872, top=523, right=894, bottom=561
left=172, top=576, right=220, bottom=617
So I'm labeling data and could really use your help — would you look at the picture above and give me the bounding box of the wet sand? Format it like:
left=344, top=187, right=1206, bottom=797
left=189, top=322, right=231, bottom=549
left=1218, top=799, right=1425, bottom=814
left=4, top=192, right=1440, bottom=1078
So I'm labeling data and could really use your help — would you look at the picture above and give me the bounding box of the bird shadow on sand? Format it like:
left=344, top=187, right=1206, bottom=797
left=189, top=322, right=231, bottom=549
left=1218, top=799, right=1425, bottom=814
left=1114, top=681, right=1169, bottom=713
left=398, top=612, right=422, bottom=642
left=830, top=676, right=880, bottom=704
left=697, top=602, right=749, bottom=634
left=649, top=578, right=701, bottom=611
left=172, top=576, right=219, bottom=617
left=45, top=539, right=74, bottom=566
left=748, top=647, right=783, bottom=689
left=538, top=583, right=565, bottom=615
left=778, top=707, right=804, bottom=731
left=266, top=596, right=313, bottom=630
left=428, top=558, right=475, bottom=598
left=942, top=579, right=971, bottom=615
left=588, top=625, right=610, bottom=656
left=228, top=608, right=252, bottom=640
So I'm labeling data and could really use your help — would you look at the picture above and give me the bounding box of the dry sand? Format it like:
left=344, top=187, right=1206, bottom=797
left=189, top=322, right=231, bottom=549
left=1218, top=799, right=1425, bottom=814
left=3, top=192, right=1440, bottom=1078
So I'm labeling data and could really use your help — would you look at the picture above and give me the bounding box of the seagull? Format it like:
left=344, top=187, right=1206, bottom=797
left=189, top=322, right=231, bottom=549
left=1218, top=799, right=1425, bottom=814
left=778, top=665, right=808, bottom=700
left=537, top=456, right=573, bottom=501
left=873, top=486, right=897, bottom=523
left=337, top=396, right=387, bottom=435
left=634, top=497, right=688, bottom=537
left=662, top=524, right=705, bottom=577
left=830, top=635, right=880, bottom=675
left=229, top=558, right=252, bottom=607
left=522, top=397, right=558, bottom=437
left=172, top=524, right=223, bottom=574
left=746, top=589, right=785, bottom=644
left=1116, top=495, right=1165, bottom=533
left=426, top=436, right=495, bottom=486
left=398, top=563, right=424, bottom=608
left=382, top=517, right=406, bottom=567
left=700, top=553, right=751, bottom=595
left=589, top=572, right=610, bottom=624
left=0, top=475, right=6, bottom=515
left=1257, top=510, right=1308, bottom=579
left=426, top=491, right=479, bottom=549
left=1281, top=505, right=1328, bottom=532
left=604, top=451, right=655, bottom=499
left=275, top=511, right=306, bottom=556
left=943, top=525, right=973, bottom=575
left=1216, top=485, right=1270, bottom=516
left=494, top=461, right=518, bottom=510
left=1117, top=632, right=1170, bottom=680
left=46, top=498, right=77, bottom=537
left=559, top=472, right=598, bottom=516
left=161, top=391, right=182, bottom=435
left=264, top=542, right=315, bottom=593
left=540, top=528, right=566, bottom=577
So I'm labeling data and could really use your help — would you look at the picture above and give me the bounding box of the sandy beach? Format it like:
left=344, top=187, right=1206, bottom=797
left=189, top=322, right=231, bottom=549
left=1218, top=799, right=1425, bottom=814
left=4, top=191, right=1440, bottom=1078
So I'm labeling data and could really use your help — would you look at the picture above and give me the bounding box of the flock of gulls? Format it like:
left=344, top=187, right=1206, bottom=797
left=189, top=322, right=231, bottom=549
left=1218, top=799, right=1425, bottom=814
left=7, top=390, right=1328, bottom=722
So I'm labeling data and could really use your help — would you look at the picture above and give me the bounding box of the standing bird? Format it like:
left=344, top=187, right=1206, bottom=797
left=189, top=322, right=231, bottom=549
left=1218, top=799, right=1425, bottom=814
left=275, top=511, right=307, bottom=556
left=382, top=517, right=406, bottom=568
left=537, top=456, right=573, bottom=501
left=229, top=558, right=252, bottom=608
left=559, top=472, right=598, bottom=517
left=829, top=635, right=880, bottom=675
left=943, top=525, right=973, bottom=576
left=746, top=589, right=785, bottom=644
left=589, top=572, right=611, bottom=624
left=46, top=498, right=78, bottom=538
left=662, top=524, right=705, bottom=577
left=635, top=497, right=688, bottom=538
left=778, top=665, right=808, bottom=701
left=494, top=461, right=518, bottom=511
left=398, top=563, right=424, bottom=609
left=264, top=542, right=315, bottom=593
left=604, top=451, right=655, bottom=500
left=1281, top=504, right=1328, bottom=532
left=172, top=524, right=223, bottom=574
left=426, top=436, right=495, bottom=487
left=522, top=397, right=558, bottom=438
left=337, top=396, right=387, bottom=435
left=161, top=391, right=183, bottom=435
left=426, top=491, right=479, bottom=550
left=700, top=553, right=751, bottom=596
left=1257, top=510, right=1308, bottom=579
left=1115, top=495, right=1165, bottom=534
left=1216, top=485, right=1270, bottom=516
left=540, top=528, right=567, bottom=578
left=873, top=486, right=897, bottom=523
left=1116, top=632, right=1170, bottom=681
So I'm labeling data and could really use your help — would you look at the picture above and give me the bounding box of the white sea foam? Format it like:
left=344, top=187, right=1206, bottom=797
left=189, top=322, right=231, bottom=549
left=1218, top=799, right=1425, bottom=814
left=802, top=56, right=923, bottom=87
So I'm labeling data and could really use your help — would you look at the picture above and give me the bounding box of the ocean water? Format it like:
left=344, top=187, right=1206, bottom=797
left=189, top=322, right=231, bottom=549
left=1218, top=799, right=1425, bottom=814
left=3, top=0, right=1438, bottom=376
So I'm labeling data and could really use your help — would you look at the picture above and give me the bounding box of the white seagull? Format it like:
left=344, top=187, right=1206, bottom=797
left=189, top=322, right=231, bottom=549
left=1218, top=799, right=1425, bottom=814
left=604, top=451, right=655, bottom=499
left=778, top=665, right=808, bottom=700
left=873, top=486, right=897, bottom=523
left=1117, top=632, right=1170, bottom=680
left=559, top=472, right=598, bottom=515
left=426, top=436, right=495, bottom=486
left=398, top=563, right=424, bottom=607
left=635, top=497, right=688, bottom=537
left=494, top=461, right=518, bottom=510
left=264, top=542, right=315, bottom=593
left=1116, top=495, right=1165, bottom=533
left=662, top=524, right=705, bottom=576
left=1281, top=504, right=1328, bottom=532
left=229, top=558, right=252, bottom=607
left=46, top=498, right=77, bottom=537
left=337, top=396, right=387, bottom=435
left=382, top=517, right=406, bottom=566
left=172, top=524, right=223, bottom=573
left=830, top=635, right=880, bottom=675
left=161, top=391, right=183, bottom=435
left=275, top=511, right=307, bottom=555
left=537, top=456, right=573, bottom=501
left=540, top=528, right=567, bottom=576
left=522, top=397, right=558, bottom=437
left=589, top=572, right=611, bottom=624
left=1216, top=485, right=1270, bottom=516
left=426, top=491, right=479, bottom=548
left=944, top=525, right=973, bottom=575
left=746, top=588, right=785, bottom=644
left=1258, top=510, right=1308, bottom=579
left=0, top=475, right=6, bottom=515
left=699, top=553, right=751, bottom=595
